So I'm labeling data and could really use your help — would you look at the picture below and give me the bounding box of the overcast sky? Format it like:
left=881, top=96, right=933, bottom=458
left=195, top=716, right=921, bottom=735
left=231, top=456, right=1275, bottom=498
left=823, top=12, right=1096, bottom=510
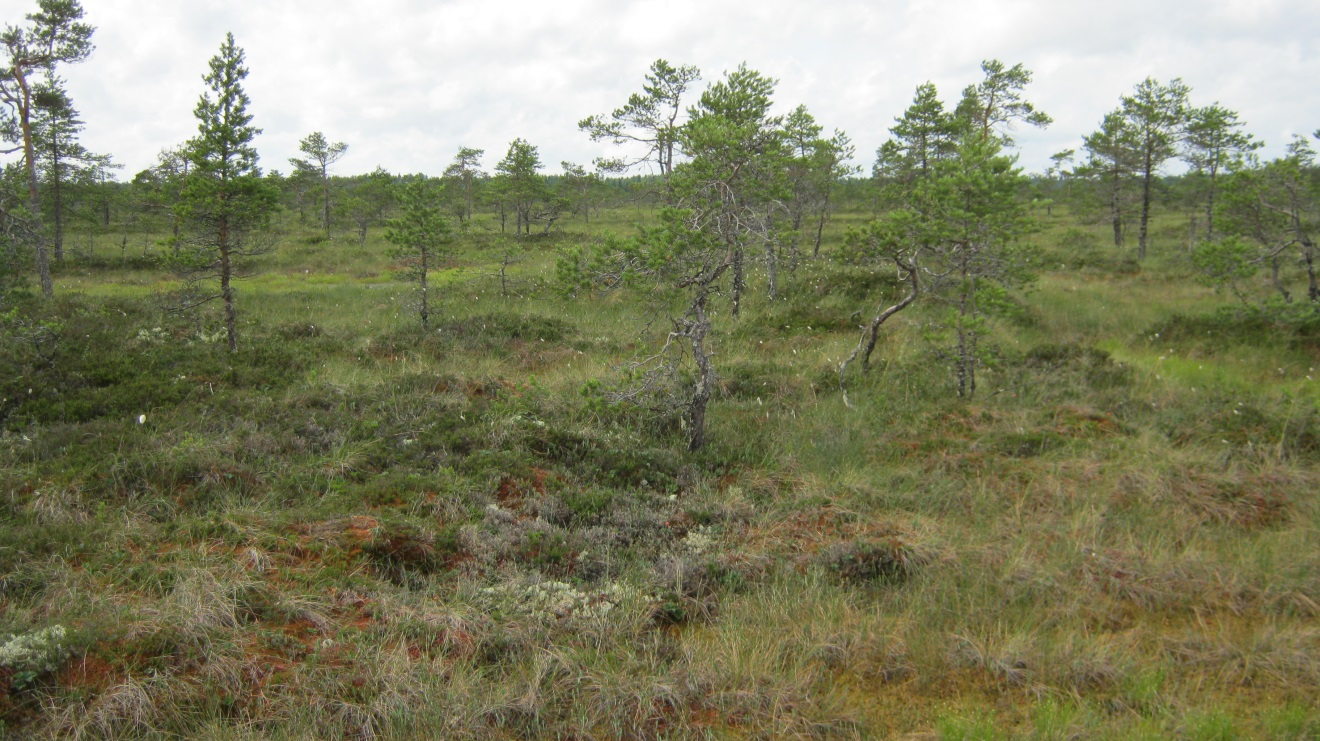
left=5, top=0, right=1319, bottom=179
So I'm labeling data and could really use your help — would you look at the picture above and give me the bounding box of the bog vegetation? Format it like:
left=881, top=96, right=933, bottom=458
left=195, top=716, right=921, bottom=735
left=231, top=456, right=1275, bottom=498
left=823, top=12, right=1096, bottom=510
left=1, top=2, right=1317, bottom=738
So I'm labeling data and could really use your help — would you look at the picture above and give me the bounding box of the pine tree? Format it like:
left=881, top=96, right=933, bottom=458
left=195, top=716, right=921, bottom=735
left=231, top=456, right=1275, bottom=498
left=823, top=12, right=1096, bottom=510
left=954, top=59, right=1053, bottom=146
left=172, top=33, right=276, bottom=351
left=289, top=131, right=347, bottom=237
left=442, top=147, right=483, bottom=223
left=1081, top=111, right=1141, bottom=247
left=849, top=62, right=1044, bottom=399
left=1184, top=104, right=1260, bottom=240
left=31, top=75, right=99, bottom=261
left=385, top=179, right=451, bottom=329
left=877, top=83, right=959, bottom=186
left=579, top=59, right=701, bottom=177
left=1120, top=77, right=1191, bottom=259
left=0, top=0, right=94, bottom=297
left=494, top=139, right=544, bottom=237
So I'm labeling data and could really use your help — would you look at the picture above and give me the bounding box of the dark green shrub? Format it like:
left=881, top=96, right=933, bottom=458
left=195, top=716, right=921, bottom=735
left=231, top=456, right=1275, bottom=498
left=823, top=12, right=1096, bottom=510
left=363, top=522, right=464, bottom=586
left=820, top=538, right=928, bottom=585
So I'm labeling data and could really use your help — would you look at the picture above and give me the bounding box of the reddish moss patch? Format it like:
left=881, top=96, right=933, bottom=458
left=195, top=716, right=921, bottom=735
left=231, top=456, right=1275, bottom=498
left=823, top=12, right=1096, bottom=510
left=58, top=654, right=119, bottom=693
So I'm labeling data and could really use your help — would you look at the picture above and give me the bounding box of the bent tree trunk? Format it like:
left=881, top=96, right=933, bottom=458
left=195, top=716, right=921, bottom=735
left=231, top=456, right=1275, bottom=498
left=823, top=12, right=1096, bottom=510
left=1271, top=255, right=1291, bottom=304
left=838, top=256, right=919, bottom=406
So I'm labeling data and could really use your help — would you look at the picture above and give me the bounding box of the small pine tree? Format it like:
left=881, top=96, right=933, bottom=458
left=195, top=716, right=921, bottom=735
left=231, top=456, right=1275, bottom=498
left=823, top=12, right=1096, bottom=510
left=385, top=179, right=452, bottom=329
left=171, top=32, right=276, bottom=351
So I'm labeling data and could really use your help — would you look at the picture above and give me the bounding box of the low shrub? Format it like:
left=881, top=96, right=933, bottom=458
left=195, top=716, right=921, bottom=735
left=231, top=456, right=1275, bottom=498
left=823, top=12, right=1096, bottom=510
left=819, top=537, right=931, bottom=585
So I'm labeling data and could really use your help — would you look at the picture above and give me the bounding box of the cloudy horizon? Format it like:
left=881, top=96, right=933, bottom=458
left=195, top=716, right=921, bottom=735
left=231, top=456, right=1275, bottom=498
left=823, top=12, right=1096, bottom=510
left=5, top=0, right=1318, bottom=180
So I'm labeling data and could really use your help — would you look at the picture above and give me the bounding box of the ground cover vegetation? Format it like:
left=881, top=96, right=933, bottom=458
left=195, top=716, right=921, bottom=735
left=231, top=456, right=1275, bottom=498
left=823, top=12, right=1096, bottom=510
left=1, top=3, right=1318, bottom=738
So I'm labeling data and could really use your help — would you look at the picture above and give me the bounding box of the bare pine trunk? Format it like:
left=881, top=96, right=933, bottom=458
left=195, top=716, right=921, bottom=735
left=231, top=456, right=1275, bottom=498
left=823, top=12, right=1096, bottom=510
left=52, top=147, right=64, bottom=261
left=18, top=74, right=53, bottom=298
left=1303, top=239, right=1318, bottom=303
left=1110, top=173, right=1123, bottom=248
left=956, top=319, right=970, bottom=398
left=1138, top=150, right=1153, bottom=260
left=420, top=247, right=430, bottom=328
left=686, top=297, right=713, bottom=452
left=955, top=267, right=977, bottom=399
left=322, top=172, right=331, bottom=237
left=220, top=218, right=237, bottom=352
left=731, top=247, right=744, bottom=318
left=35, top=234, right=52, bottom=297
left=967, top=278, right=979, bottom=398
left=785, top=209, right=800, bottom=274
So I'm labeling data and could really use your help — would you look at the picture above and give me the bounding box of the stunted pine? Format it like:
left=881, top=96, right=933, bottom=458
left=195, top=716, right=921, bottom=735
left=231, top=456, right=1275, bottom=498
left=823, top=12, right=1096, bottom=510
left=289, top=131, right=347, bottom=237
left=493, top=138, right=546, bottom=237
left=851, top=61, right=1044, bottom=400
left=562, top=64, right=788, bottom=451
left=955, top=59, right=1053, bottom=145
left=442, top=146, right=483, bottom=223
left=1212, top=138, right=1319, bottom=306
left=385, top=179, right=451, bottom=329
left=579, top=59, right=700, bottom=177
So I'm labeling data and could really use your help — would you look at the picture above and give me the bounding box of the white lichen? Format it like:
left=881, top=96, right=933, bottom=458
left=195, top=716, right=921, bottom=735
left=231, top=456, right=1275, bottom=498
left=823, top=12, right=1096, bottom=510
left=0, top=625, right=70, bottom=675
left=682, top=525, right=716, bottom=554
left=479, top=579, right=643, bottom=622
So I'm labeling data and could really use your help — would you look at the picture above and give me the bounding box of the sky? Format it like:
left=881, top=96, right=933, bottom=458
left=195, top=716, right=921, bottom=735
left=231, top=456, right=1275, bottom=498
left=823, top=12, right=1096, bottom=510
left=4, top=0, right=1319, bottom=179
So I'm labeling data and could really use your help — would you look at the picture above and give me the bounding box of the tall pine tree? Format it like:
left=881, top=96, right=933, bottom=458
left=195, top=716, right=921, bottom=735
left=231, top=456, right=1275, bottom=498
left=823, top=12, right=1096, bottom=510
left=172, top=33, right=276, bottom=351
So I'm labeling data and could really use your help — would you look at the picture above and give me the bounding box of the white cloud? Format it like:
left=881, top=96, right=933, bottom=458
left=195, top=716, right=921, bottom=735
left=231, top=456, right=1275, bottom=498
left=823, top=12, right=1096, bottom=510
left=2, top=0, right=1316, bottom=177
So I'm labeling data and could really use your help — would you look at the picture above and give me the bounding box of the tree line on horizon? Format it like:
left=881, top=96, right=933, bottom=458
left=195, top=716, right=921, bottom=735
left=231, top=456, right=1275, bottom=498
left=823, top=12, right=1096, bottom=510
left=3, top=0, right=1317, bottom=448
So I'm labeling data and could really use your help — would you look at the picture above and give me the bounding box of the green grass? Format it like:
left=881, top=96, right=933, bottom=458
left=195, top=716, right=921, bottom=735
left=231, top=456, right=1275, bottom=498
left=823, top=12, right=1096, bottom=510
left=0, top=204, right=1316, bottom=738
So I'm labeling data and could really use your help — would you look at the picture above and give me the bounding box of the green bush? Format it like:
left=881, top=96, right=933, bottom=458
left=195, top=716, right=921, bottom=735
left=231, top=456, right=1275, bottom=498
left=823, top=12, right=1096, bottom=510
left=1149, top=303, right=1320, bottom=352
